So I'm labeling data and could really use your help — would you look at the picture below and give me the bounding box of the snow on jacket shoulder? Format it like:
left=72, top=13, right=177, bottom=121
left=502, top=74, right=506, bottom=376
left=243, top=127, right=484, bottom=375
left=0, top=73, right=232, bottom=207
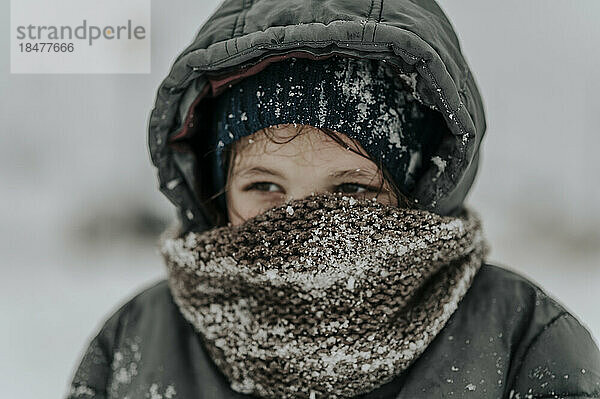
left=65, top=264, right=600, bottom=399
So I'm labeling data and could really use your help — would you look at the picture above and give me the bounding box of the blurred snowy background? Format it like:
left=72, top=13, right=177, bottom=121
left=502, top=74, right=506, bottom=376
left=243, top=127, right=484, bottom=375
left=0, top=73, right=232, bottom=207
left=1, top=1, right=598, bottom=398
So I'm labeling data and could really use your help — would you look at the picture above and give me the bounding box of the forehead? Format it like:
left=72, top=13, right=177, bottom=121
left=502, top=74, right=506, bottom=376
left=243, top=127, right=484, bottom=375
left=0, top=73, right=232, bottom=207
left=231, top=124, right=378, bottom=170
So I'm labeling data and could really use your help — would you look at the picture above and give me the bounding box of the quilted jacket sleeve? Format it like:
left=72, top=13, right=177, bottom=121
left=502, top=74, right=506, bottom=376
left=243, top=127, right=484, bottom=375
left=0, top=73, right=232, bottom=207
left=508, top=311, right=600, bottom=399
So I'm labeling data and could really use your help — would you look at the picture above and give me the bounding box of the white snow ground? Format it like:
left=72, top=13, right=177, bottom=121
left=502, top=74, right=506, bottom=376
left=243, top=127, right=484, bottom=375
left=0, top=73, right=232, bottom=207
left=0, top=1, right=598, bottom=399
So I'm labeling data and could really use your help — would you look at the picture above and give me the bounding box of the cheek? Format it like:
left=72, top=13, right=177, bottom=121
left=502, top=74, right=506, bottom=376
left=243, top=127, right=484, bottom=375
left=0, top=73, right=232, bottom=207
left=226, top=189, right=252, bottom=226
left=226, top=186, right=285, bottom=226
left=376, top=192, right=398, bottom=207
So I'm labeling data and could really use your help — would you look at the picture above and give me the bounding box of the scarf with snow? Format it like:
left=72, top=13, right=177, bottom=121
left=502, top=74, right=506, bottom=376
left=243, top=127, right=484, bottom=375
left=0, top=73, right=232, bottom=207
left=160, top=192, right=489, bottom=399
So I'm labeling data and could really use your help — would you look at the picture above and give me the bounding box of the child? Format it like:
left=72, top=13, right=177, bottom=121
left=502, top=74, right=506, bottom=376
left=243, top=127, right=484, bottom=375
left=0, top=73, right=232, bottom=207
left=66, top=0, right=600, bottom=398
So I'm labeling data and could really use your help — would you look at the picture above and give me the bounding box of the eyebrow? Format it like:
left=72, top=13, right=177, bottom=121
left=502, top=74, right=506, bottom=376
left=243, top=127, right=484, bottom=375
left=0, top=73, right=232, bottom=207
left=328, top=168, right=380, bottom=181
left=235, top=166, right=285, bottom=179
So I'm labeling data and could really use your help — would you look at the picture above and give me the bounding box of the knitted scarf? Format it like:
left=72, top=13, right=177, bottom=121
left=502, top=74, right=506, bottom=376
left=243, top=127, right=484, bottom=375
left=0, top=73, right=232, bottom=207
left=160, top=192, right=488, bottom=399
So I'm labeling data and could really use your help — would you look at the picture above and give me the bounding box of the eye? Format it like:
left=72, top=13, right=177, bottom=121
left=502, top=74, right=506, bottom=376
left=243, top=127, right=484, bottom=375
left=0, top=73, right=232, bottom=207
left=245, top=182, right=282, bottom=193
left=336, top=183, right=373, bottom=194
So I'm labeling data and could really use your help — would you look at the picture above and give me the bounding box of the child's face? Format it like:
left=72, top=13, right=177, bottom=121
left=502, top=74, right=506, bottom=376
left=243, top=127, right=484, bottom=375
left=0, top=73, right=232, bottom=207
left=226, top=124, right=398, bottom=225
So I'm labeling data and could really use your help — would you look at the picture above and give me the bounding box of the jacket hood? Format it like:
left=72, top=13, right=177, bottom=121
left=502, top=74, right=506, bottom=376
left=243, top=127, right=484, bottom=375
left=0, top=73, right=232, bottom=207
left=148, top=0, right=487, bottom=233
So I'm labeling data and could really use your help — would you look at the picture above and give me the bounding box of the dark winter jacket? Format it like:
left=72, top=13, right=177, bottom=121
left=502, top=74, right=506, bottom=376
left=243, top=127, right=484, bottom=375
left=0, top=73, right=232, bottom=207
left=66, top=265, right=600, bottom=398
left=66, top=0, right=600, bottom=397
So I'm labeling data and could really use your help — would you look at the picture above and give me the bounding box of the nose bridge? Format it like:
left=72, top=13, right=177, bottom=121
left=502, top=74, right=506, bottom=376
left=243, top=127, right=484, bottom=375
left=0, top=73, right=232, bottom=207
left=285, top=176, right=327, bottom=201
